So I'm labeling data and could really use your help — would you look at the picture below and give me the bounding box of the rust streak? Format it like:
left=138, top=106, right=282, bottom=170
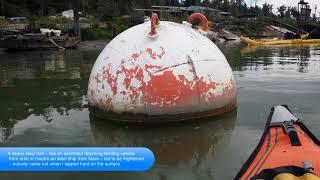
left=186, top=55, right=201, bottom=104
left=186, top=55, right=199, bottom=79
left=153, top=62, right=189, bottom=74
left=152, top=59, right=216, bottom=74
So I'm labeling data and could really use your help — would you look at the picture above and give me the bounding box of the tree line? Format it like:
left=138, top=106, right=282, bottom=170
left=0, top=0, right=301, bottom=20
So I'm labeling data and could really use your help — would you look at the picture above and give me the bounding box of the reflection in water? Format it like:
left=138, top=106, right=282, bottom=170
left=90, top=112, right=236, bottom=179
left=0, top=49, right=98, bottom=142
left=236, top=44, right=320, bottom=74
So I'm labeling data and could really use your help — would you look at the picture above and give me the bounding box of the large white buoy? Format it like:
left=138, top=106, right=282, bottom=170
left=88, top=14, right=236, bottom=122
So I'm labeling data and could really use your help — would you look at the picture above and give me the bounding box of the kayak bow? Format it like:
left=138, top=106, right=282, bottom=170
left=235, top=105, right=320, bottom=180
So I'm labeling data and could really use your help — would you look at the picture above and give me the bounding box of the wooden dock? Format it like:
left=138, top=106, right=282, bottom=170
left=0, top=34, right=80, bottom=50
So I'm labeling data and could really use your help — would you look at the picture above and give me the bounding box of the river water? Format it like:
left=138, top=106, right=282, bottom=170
left=0, top=42, right=320, bottom=179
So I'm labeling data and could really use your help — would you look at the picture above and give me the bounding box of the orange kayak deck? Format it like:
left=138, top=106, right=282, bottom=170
left=236, top=106, right=320, bottom=180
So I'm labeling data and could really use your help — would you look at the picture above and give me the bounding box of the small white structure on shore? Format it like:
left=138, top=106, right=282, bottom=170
left=61, top=10, right=82, bottom=19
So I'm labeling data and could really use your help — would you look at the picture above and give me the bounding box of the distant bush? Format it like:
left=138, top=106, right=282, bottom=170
left=36, top=16, right=72, bottom=29
left=81, top=28, right=111, bottom=40
left=110, top=11, right=145, bottom=36
left=81, top=11, right=144, bottom=40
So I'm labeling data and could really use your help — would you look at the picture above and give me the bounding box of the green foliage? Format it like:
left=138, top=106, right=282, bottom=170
left=110, top=12, right=144, bottom=36
left=36, top=16, right=72, bottom=29
left=277, top=5, right=286, bottom=18
left=47, top=8, right=56, bottom=16
left=128, top=11, right=144, bottom=26
left=81, top=11, right=144, bottom=40
left=184, top=0, right=199, bottom=6
left=278, top=17, right=297, bottom=27
left=289, top=7, right=299, bottom=18
left=240, top=19, right=265, bottom=36
left=262, top=3, right=273, bottom=17
left=81, top=28, right=110, bottom=40
left=97, top=0, right=120, bottom=19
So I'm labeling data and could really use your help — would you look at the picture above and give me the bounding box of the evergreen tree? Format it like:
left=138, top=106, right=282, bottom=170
left=277, top=5, right=286, bottom=18
left=262, top=3, right=273, bottom=17
left=97, top=0, right=119, bottom=18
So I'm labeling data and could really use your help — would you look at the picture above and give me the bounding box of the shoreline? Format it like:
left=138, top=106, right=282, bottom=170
left=78, top=40, right=110, bottom=50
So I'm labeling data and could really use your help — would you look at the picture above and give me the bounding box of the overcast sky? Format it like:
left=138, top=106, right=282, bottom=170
left=244, top=0, right=320, bottom=16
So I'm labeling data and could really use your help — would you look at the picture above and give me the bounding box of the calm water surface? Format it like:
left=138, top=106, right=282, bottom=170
left=0, top=42, right=320, bottom=179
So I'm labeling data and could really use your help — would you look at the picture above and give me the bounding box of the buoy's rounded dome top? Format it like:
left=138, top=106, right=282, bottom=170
left=88, top=20, right=236, bottom=122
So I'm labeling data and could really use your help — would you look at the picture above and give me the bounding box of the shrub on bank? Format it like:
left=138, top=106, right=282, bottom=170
left=81, top=28, right=110, bottom=41
left=81, top=11, right=144, bottom=40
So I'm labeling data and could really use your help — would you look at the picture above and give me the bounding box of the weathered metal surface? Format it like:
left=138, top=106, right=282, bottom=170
left=88, top=20, right=236, bottom=122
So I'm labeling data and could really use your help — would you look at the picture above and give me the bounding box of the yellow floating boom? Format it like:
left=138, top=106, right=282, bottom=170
left=240, top=36, right=320, bottom=46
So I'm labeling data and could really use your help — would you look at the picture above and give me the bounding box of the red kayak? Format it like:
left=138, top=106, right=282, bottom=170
left=235, top=105, right=320, bottom=180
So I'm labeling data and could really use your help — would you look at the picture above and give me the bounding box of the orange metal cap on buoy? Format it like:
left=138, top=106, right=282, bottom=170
left=188, top=13, right=209, bottom=31
left=149, top=13, right=159, bottom=37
